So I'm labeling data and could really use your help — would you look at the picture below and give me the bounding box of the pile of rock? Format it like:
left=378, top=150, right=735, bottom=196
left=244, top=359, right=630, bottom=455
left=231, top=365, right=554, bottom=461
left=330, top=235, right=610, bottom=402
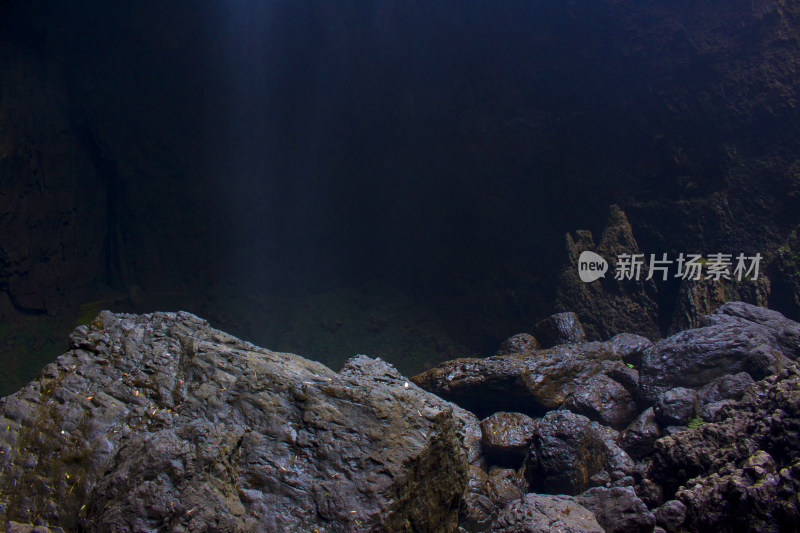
left=0, top=302, right=798, bottom=532
left=413, top=302, right=800, bottom=532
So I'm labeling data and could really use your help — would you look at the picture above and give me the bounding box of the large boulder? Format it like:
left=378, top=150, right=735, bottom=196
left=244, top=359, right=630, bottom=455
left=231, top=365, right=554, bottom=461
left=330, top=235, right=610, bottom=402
left=491, top=494, right=604, bottom=533
left=638, top=302, right=800, bottom=406
left=530, top=312, right=587, bottom=348
left=525, top=410, right=634, bottom=495
left=480, top=412, right=537, bottom=467
left=620, top=407, right=661, bottom=460
left=0, top=311, right=471, bottom=532
left=412, top=339, right=636, bottom=418
left=563, top=373, right=638, bottom=430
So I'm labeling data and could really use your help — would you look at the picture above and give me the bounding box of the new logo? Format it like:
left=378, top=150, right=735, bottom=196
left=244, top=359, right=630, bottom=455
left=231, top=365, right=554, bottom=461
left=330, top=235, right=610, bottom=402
left=578, top=251, right=608, bottom=283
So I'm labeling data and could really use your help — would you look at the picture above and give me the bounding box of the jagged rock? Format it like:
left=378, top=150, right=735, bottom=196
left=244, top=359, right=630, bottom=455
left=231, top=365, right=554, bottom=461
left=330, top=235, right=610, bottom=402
left=670, top=275, right=771, bottom=334
left=770, top=226, right=800, bottom=322
left=620, top=407, right=661, bottom=460
left=495, top=333, right=540, bottom=355
left=577, top=486, right=655, bottom=533
left=654, top=499, right=687, bottom=532
left=491, top=494, right=604, bottom=533
left=525, top=410, right=633, bottom=495
left=555, top=205, right=660, bottom=341
left=638, top=302, right=799, bottom=406
left=654, top=387, right=697, bottom=427
left=563, top=373, right=638, bottom=430
left=696, top=372, right=754, bottom=421
left=480, top=412, right=536, bottom=467
left=530, top=312, right=586, bottom=347
left=412, top=340, right=634, bottom=418
left=0, top=311, right=471, bottom=532
left=647, top=366, right=800, bottom=531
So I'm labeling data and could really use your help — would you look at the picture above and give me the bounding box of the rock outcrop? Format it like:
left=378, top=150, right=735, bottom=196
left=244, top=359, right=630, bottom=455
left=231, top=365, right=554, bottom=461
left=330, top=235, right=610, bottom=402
left=0, top=311, right=473, bottom=532
left=411, top=333, right=646, bottom=419
left=554, top=205, right=661, bottom=341
left=3, top=302, right=800, bottom=532
left=646, top=365, right=800, bottom=531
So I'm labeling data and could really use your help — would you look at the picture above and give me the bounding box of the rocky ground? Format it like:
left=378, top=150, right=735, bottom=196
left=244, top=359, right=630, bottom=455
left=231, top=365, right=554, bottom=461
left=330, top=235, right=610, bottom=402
left=0, top=301, right=799, bottom=532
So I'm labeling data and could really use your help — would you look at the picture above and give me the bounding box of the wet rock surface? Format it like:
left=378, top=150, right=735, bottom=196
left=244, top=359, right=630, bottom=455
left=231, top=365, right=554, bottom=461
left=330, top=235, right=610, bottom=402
left=491, top=494, right=604, bottom=533
left=480, top=412, right=536, bottom=467
left=530, top=312, right=586, bottom=348
left=647, top=365, right=800, bottom=531
left=638, top=302, right=799, bottom=405
left=0, top=311, right=471, bottom=532
left=3, top=302, right=800, bottom=532
left=411, top=337, right=635, bottom=419
left=577, top=486, right=654, bottom=533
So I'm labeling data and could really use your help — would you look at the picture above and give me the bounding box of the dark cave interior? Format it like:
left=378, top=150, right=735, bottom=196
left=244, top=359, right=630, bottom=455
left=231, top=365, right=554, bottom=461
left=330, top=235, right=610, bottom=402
left=1, top=0, right=799, bottom=395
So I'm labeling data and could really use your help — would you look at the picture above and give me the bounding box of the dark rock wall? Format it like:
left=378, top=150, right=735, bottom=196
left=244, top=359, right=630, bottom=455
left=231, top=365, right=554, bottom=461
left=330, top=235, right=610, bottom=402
left=1, top=0, right=799, bottom=392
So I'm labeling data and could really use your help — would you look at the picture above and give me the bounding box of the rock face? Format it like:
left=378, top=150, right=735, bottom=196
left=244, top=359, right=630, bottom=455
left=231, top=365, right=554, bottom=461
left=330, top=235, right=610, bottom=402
left=647, top=365, right=800, bottom=531
left=638, top=302, right=800, bottom=405
left=3, top=301, right=800, bottom=532
left=0, top=311, right=471, bottom=532
left=577, top=486, right=655, bottom=533
left=554, top=205, right=661, bottom=341
left=491, top=494, right=604, bottom=533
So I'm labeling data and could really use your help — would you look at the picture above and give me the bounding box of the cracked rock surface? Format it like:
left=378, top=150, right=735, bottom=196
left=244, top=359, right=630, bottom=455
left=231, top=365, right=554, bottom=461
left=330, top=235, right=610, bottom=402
left=0, top=311, right=472, bottom=532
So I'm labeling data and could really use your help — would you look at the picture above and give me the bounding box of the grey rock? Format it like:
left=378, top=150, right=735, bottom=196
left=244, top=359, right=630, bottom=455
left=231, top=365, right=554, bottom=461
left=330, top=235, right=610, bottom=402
left=696, top=372, right=754, bottom=420
left=531, top=312, right=587, bottom=348
left=486, top=467, right=527, bottom=507
left=705, top=301, right=800, bottom=360
left=696, top=372, right=754, bottom=404
left=480, top=412, right=536, bottom=467
left=654, top=387, right=697, bottom=427
left=460, top=465, right=494, bottom=532
left=496, top=333, right=540, bottom=355
left=577, top=486, right=655, bottom=533
left=670, top=276, right=771, bottom=334
left=491, top=494, right=604, bottom=533
left=526, top=410, right=633, bottom=495
left=638, top=302, right=799, bottom=405
left=0, top=311, right=471, bottom=532
left=606, top=333, right=654, bottom=367
left=620, top=407, right=661, bottom=460
left=563, top=373, right=638, bottom=430
left=654, top=500, right=687, bottom=532
left=634, top=477, right=664, bottom=509
left=648, top=366, right=800, bottom=531
left=605, top=365, right=640, bottom=396
left=412, top=340, right=634, bottom=418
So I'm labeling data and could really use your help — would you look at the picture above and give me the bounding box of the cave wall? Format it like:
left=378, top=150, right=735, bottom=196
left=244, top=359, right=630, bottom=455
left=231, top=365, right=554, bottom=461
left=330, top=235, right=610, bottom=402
left=1, top=0, right=799, bottom=391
